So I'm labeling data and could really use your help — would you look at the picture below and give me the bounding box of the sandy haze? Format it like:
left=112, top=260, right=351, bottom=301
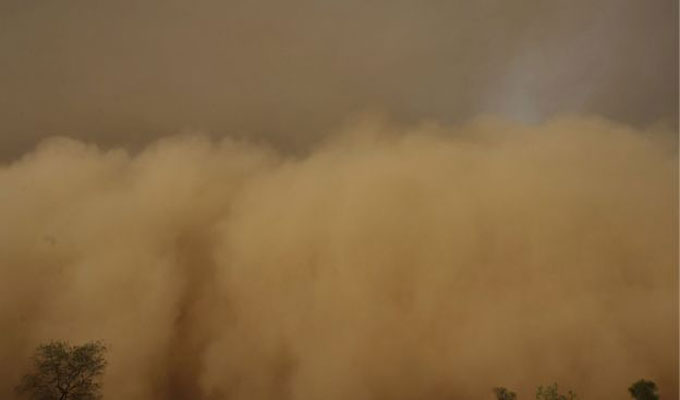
left=0, top=0, right=677, bottom=159
left=0, top=116, right=677, bottom=399
left=0, top=0, right=677, bottom=399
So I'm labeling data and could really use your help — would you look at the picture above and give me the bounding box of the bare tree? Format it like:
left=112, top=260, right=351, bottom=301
left=16, top=340, right=107, bottom=400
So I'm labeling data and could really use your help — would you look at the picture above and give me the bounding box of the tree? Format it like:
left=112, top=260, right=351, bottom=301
left=494, top=386, right=517, bottom=400
left=628, top=379, right=659, bottom=400
left=536, top=383, right=578, bottom=400
left=16, top=340, right=107, bottom=400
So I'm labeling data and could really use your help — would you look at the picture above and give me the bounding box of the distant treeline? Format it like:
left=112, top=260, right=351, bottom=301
left=494, top=379, right=659, bottom=400
left=13, top=340, right=662, bottom=400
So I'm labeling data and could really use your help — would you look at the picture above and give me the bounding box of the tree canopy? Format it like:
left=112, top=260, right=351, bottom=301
left=628, top=379, right=659, bottom=400
left=16, top=340, right=107, bottom=400
left=494, top=386, right=518, bottom=400
left=536, top=383, right=578, bottom=400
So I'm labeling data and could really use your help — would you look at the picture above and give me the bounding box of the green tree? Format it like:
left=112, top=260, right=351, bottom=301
left=494, top=386, right=518, bottom=400
left=536, top=383, right=577, bottom=400
left=16, top=340, right=107, bottom=400
left=628, top=379, right=659, bottom=400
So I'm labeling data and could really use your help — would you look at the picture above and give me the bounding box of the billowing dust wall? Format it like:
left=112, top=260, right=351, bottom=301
left=0, top=117, right=676, bottom=399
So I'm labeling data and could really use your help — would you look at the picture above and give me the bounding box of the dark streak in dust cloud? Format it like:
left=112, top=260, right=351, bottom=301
left=158, top=230, right=221, bottom=400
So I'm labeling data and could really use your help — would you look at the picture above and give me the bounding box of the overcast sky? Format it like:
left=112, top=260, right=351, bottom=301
left=0, top=0, right=677, bottom=159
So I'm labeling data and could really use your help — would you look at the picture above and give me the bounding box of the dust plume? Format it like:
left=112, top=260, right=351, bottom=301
left=0, top=116, right=676, bottom=399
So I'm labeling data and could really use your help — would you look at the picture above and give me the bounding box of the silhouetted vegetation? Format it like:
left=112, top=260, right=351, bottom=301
left=15, top=341, right=660, bottom=400
left=629, top=379, right=659, bottom=400
left=491, top=379, right=660, bottom=400
left=536, top=383, right=578, bottom=400
left=16, top=340, right=107, bottom=400
left=494, top=386, right=518, bottom=400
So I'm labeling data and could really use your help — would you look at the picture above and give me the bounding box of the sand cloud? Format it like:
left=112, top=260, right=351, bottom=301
left=0, top=116, right=676, bottom=399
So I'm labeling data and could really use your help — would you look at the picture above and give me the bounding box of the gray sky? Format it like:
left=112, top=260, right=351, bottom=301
left=0, top=0, right=677, bottom=159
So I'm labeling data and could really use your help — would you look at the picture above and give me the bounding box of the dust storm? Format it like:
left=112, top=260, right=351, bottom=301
left=0, top=116, right=676, bottom=399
